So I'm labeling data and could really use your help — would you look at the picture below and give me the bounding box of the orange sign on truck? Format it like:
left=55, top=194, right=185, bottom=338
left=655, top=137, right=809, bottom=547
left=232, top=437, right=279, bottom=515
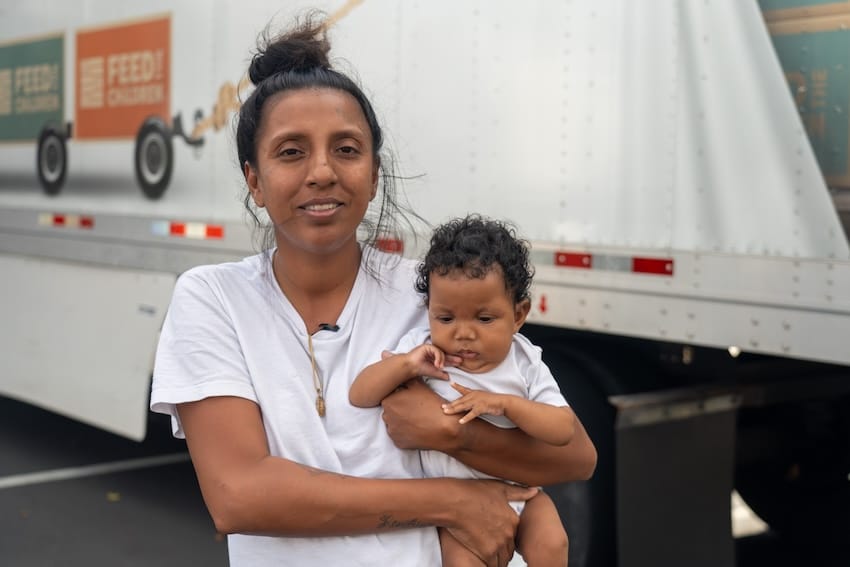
left=75, top=15, right=170, bottom=139
left=22, top=13, right=203, bottom=199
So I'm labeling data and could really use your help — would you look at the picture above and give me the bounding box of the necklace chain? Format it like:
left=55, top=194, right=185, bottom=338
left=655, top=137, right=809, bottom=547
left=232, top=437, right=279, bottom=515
left=307, top=333, right=326, bottom=417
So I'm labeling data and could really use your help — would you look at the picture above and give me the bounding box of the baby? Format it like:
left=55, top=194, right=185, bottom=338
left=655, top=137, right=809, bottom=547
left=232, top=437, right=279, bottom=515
left=351, top=215, right=575, bottom=566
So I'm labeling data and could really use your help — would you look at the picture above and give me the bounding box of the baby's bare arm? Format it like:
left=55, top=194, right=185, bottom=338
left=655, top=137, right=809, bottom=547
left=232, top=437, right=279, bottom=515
left=349, top=345, right=451, bottom=407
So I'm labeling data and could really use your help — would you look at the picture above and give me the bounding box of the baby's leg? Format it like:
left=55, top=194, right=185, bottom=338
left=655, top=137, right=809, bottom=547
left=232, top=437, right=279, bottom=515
left=438, top=527, right=486, bottom=567
left=515, top=491, right=569, bottom=567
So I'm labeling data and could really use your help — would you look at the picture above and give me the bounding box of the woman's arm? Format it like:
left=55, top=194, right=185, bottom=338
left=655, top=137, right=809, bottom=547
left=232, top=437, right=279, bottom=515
left=178, top=395, right=536, bottom=566
left=381, top=379, right=597, bottom=487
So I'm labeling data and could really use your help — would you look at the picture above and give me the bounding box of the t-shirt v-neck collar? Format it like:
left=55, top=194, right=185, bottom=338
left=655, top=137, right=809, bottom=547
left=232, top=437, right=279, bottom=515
left=266, top=249, right=366, bottom=340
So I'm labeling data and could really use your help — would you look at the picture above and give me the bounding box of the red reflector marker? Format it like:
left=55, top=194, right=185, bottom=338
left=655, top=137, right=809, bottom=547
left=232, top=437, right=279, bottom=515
left=376, top=238, right=404, bottom=254
left=554, top=251, right=592, bottom=268
left=632, top=257, right=674, bottom=275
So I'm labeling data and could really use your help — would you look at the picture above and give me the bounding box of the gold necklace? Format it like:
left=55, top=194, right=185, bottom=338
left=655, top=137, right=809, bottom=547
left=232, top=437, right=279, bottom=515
left=307, top=333, right=326, bottom=417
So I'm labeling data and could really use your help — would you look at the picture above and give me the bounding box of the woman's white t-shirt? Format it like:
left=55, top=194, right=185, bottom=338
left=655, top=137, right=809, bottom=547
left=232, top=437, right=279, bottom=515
left=150, top=249, right=438, bottom=566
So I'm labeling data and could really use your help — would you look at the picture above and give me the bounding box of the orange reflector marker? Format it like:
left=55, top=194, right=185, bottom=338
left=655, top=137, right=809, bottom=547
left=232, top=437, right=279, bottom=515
left=205, top=225, right=224, bottom=239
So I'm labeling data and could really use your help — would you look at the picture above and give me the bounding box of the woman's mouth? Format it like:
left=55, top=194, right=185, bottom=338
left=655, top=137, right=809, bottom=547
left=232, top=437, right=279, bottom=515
left=302, top=202, right=341, bottom=215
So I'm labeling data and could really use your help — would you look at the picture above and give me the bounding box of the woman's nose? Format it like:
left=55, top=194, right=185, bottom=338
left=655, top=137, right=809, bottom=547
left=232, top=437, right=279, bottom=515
left=307, top=153, right=337, bottom=187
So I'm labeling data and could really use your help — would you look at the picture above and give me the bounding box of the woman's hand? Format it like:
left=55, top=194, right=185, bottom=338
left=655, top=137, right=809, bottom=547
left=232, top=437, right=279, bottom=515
left=446, top=479, right=539, bottom=567
left=382, top=378, right=597, bottom=486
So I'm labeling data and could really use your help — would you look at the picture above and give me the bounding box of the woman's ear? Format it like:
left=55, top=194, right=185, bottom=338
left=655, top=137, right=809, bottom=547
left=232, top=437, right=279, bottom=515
left=244, top=161, right=264, bottom=207
left=370, top=159, right=380, bottom=200
left=514, top=298, right=531, bottom=332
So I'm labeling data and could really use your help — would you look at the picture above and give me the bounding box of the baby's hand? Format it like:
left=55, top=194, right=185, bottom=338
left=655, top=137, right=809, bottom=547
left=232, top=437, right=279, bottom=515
left=405, top=344, right=456, bottom=380
left=442, top=382, right=510, bottom=424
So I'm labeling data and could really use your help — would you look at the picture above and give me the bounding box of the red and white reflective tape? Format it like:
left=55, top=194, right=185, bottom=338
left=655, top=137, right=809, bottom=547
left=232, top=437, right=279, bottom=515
left=151, top=220, right=224, bottom=239
left=38, top=212, right=95, bottom=229
left=376, top=237, right=404, bottom=254
left=553, top=250, right=674, bottom=276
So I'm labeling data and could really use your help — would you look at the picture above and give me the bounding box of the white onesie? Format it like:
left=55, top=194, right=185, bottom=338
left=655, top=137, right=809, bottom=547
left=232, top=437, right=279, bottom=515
left=394, top=327, right=569, bottom=513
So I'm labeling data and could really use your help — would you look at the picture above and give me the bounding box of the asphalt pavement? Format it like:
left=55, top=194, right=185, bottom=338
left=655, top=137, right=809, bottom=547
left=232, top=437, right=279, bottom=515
left=0, top=396, right=227, bottom=567
left=1, top=394, right=843, bottom=567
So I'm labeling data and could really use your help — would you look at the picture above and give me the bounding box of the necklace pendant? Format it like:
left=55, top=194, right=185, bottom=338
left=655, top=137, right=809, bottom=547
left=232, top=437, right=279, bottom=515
left=316, top=395, right=326, bottom=417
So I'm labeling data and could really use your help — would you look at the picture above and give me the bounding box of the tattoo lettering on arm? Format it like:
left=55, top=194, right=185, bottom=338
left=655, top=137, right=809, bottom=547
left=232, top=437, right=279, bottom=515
left=377, top=514, right=429, bottom=530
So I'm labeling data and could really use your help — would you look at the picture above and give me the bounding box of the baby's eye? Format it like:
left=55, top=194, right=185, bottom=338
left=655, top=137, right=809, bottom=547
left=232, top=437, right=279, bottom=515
left=436, top=316, right=453, bottom=324
left=478, top=316, right=494, bottom=323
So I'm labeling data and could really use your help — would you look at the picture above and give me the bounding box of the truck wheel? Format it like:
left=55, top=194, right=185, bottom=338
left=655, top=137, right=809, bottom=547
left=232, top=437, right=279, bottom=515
left=134, top=117, right=173, bottom=199
left=524, top=327, right=674, bottom=567
left=37, top=126, right=67, bottom=195
left=540, top=351, right=617, bottom=567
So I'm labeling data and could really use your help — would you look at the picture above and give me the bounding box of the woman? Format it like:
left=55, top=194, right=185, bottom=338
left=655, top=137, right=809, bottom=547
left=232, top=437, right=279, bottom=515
left=150, top=14, right=596, bottom=567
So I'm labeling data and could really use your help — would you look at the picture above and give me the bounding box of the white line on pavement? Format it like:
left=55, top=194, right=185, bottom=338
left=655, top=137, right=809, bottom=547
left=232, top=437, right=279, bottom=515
left=0, top=452, right=191, bottom=489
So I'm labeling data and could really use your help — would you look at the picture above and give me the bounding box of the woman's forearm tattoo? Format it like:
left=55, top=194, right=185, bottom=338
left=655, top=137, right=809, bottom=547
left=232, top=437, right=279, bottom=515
left=377, top=514, right=428, bottom=530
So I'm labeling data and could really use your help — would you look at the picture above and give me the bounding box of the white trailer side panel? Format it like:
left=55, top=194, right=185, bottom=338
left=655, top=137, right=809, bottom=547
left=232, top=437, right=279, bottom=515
left=389, top=1, right=849, bottom=259
left=0, top=254, right=175, bottom=440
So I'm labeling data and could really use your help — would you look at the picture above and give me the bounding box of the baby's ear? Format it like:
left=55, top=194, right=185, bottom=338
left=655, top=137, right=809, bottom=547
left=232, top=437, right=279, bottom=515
left=514, top=298, right=531, bottom=331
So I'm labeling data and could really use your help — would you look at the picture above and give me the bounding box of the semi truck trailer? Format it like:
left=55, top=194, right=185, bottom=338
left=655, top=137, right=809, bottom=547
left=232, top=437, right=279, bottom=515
left=1, top=1, right=848, bottom=565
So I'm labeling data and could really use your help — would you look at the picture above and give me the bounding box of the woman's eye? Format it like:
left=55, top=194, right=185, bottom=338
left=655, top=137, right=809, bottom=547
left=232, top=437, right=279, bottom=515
left=279, top=147, right=301, bottom=157
left=337, top=145, right=359, bottom=155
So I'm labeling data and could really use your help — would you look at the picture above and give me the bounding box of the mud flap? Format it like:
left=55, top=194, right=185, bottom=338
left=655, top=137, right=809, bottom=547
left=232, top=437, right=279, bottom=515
left=610, top=389, right=740, bottom=567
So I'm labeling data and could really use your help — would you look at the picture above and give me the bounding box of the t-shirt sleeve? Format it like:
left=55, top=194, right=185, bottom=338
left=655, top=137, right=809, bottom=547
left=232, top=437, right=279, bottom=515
left=393, top=326, right=431, bottom=354
left=515, top=334, right=569, bottom=407
left=150, top=268, right=257, bottom=438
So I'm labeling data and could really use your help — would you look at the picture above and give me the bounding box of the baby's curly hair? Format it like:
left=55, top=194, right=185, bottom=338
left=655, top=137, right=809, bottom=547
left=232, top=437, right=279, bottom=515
left=415, top=215, right=533, bottom=304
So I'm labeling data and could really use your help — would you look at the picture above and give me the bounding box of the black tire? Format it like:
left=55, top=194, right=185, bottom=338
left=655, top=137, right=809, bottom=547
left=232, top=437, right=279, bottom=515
left=541, top=352, right=617, bottom=567
left=37, top=126, right=67, bottom=195
left=134, top=117, right=173, bottom=199
left=524, top=326, right=673, bottom=567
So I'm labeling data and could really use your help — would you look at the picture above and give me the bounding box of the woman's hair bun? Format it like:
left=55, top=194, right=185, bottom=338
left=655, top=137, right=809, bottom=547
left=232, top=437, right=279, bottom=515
left=248, top=14, right=331, bottom=85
